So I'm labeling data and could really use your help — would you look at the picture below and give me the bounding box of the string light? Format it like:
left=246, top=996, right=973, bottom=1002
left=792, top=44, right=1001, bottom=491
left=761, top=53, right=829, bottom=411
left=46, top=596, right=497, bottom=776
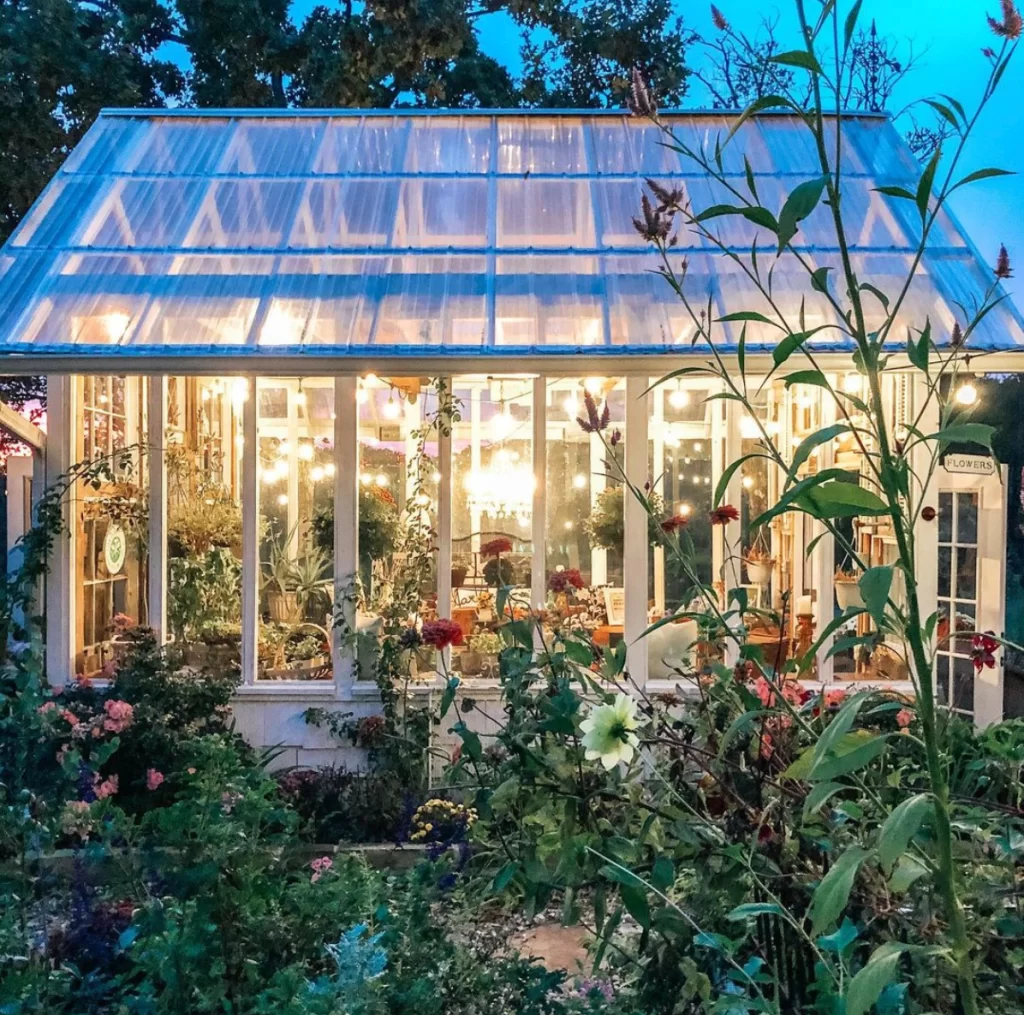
left=668, top=384, right=689, bottom=409
left=562, top=394, right=579, bottom=419
left=676, top=502, right=692, bottom=517
left=955, top=377, right=978, bottom=406
left=276, top=494, right=288, bottom=507
left=843, top=372, right=863, bottom=395
left=310, top=466, right=325, bottom=482
left=573, top=473, right=587, bottom=489
left=584, top=376, right=605, bottom=394
left=360, top=472, right=373, bottom=486
left=742, top=476, right=754, bottom=490
left=739, top=414, right=760, bottom=440
left=383, top=390, right=402, bottom=420
left=298, top=443, right=314, bottom=461
left=325, top=463, right=336, bottom=477
left=375, top=473, right=389, bottom=487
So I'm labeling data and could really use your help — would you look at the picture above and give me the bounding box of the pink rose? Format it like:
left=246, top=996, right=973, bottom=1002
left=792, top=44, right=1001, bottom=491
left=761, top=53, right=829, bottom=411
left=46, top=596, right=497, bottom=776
left=93, top=774, right=119, bottom=800
left=896, top=708, right=914, bottom=729
left=102, top=699, right=134, bottom=734
left=310, top=855, right=333, bottom=883
left=146, top=769, right=164, bottom=791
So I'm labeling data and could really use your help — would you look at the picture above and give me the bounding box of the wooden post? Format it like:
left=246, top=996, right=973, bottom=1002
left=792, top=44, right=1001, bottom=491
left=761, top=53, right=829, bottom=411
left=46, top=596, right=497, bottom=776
left=624, top=376, right=649, bottom=686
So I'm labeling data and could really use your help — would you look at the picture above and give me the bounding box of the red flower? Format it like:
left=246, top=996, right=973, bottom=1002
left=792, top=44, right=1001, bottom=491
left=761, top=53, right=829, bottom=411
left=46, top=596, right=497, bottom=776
left=971, top=632, right=999, bottom=671
left=480, top=538, right=513, bottom=557
left=421, top=619, right=464, bottom=650
left=710, top=505, right=740, bottom=525
left=661, top=514, right=690, bottom=534
left=548, top=568, right=585, bottom=594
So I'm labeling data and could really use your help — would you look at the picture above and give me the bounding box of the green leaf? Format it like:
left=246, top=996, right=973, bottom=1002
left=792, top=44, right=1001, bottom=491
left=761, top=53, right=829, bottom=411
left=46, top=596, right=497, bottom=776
left=803, top=481, right=889, bottom=518
left=777, top=175, right=829, bottom=251
left=916, top=146, right=941, bottom=221
left=772, top=327, right=829, bottom=368
left=859, top=566, right=893, bottom=627
left=714, top=451, right=769, bottom=508
left=744, top=155, right=758, bottom=202
left=452, top=722, right=482, bottom=762
left=926, top=422, right=995, bottom=449
left=727, top=902, right=785, bottom=921
left=843, top=0, right=863, bottom=48
left=724, top=94, right=797, bottom=146
left=492, top=862, right=518, bottom=892
left=772, top=49, right=824, bottom=74
left=783, top=369, right=831, bottom=390
left=787, top=424, right=849, bottom=488
left=877, top=793, right=931, bottom=873
left=811, top=265, right=832, bottom=293
left=439, top=676, right=460, bottom=719
left=803, top=781, right=846, bottom=820
left=924, top=99, right=961, bottom=135
left=950, top=166, right=1014, bottom=194
left=907, top=320, right=931, bottom=373
left=889, top=854, right=929, bottom=893
left=814, top=693, right=869, bottom=760
left=846, top=944, right=909, bottom=1015
left=809, top=846, right=871, bottom=937
left=859, top=282, right=890, bottom=310
left=747, top=468, right=848, bottom=530
left=874, top=185, right=915, bottom=200
left=619, top=883, right=651, bottom=930
left=651, top=856, right=675, bottom=891
left=718, top=708, right=770, bottom=755
left=812, top=732, right=889, bottom=781
left=717, top=310, right=780, bottom=327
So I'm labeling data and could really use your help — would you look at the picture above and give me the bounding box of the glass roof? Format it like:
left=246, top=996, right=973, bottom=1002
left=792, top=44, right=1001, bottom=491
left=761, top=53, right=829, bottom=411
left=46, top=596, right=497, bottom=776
left=0, top=109, right=1019, bottom=360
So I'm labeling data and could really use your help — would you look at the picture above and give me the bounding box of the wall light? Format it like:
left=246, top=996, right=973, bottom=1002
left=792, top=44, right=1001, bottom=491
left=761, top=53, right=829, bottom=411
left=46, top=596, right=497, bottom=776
left=955, top=377, right=979, bottom=406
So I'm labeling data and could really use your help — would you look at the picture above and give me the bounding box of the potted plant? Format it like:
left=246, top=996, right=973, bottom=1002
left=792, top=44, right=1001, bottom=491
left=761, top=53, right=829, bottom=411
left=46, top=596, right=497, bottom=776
left=470, top=630, right=502, bottom=676
left=584, top=486, right=665, bottom=550
left=744, top=533, right=775, bottom=587
left=264, top=533, right=301, bottom=624
left=835, top=565, right=864, bottom=610
left=480, top=537, right=514, bottom=587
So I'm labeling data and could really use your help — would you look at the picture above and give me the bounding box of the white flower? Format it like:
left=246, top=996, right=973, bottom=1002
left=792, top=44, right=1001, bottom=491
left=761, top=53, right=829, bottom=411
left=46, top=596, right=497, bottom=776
left=579, top=693, right=646, bottom=770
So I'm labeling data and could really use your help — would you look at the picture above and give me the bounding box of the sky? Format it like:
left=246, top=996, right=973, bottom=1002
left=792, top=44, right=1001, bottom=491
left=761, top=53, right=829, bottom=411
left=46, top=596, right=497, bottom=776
left=473, top=0, right=1024, bottom=302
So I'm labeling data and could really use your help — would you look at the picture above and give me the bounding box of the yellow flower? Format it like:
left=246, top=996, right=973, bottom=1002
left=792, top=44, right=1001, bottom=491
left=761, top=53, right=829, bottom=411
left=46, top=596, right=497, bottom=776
left=579, top=693, right=646, bottom=770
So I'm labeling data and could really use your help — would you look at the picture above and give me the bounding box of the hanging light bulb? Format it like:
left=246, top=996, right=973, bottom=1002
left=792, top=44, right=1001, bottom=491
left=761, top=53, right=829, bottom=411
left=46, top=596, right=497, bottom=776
left=276, top=494, right=289, bottom=507
left=375, top=473, right=389, bottom=487
left=562, top=394, right=579, bottom=419
left=584, top=376, right=605, bottom=395
left=842, top=372, right=863, bottom=395
left=668, top=384, right=689, bottom=410
left=298, top=443, right=314, bottom=461
left=356, top=386, right=369, bottom=404
left=677, top=502, right=692, bottom=517
left=278, top=440, right=291, bottom=457
left=383, top=390, right=401, bottom=420
left=742, top=475, right=754, bottom=490
left=310, top=466, right=325, bottom=482
left=295, top=384, right=307, bottom=407
left=572, top=473, right=587, bottom=489
left=739, top=414, right=760, bottom=440
left=491, top=388, right=515, bottom=441
left=955, top=377, right=979, bottom=406
left=360, top=472, right=373, bottom=486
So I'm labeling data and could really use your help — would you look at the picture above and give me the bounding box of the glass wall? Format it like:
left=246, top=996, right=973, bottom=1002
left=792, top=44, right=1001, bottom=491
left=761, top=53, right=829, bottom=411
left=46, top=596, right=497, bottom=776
left=256, top=378, right=336, bottom=680
left=165, top=377, right=245, bottom=670
left=75, top=376, right=148, bottom=677
left=450, top=375, right=532, bottom=674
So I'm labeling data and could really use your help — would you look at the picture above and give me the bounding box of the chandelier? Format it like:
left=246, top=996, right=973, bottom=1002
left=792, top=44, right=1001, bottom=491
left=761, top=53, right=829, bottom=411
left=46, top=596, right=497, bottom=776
left=465, top=449, right=535, bottom=522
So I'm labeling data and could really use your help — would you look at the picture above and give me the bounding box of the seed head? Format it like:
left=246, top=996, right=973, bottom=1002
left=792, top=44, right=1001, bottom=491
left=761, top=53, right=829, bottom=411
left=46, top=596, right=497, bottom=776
left=627, top=66, right=657, bottom=118
left=995, top=243, right=1013, bottom=279
left=988, top=0, right=1023, bottom=39
left=711, top=5, right=729, bottom=31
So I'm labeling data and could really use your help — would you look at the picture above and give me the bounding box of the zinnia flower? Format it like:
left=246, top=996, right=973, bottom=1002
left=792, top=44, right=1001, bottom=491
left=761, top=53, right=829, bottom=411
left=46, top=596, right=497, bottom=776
left=661, top=514, right=690, bottom=534
left=310, top=855, right=333, bottom=883
left=93, top=775, right=119, bottom=800
left=996, top=243, right=1013, bottom=279
left=710, top=505, right=740, bottom=525
left=146, top=769, right=164, bottom=791
left=420, top=618, right=464, bottom=650
left=579, top=693, right=647, bottom=770
left=548, top=568, right=585, bottom=594
left=989, top=0, right=1023, bottom=39
left=102, top=699, right=134, bottom=734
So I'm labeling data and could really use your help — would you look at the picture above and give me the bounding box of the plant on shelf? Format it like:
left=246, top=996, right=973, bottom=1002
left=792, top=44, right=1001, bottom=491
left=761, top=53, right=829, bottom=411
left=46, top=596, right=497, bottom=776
left=743, top=530, right=775, bottom=586
left=168, top=487, right=242, bottom=557
left=584, top=485, right=665, bottom=551
left=263, top=527, right=302, bottom=624
left=168, top=546, right=242, bottom=646
left=480, top=536, right=514, bottom=587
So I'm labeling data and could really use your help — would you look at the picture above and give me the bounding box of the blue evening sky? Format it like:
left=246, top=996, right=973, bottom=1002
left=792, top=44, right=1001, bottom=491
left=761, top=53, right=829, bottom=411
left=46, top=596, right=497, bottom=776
left=472, top=1, right=1023, bottom=301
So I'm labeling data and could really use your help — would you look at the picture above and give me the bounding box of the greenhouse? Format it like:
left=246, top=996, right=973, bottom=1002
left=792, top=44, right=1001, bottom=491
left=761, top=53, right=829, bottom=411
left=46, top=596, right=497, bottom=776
left=0, top=107, right=1019, bottom=761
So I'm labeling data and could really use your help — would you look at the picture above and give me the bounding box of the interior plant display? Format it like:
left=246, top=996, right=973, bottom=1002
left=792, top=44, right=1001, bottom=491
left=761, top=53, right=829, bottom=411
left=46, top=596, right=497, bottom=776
left=743, top=530, right=776, bottom=586
left=167, top=487, right=242, bottom=557
left=834, top=563, right=865, bottom=610
left=167, top=546, right=242, bottom=645
left=480, top=536, right=515, bottom=587
left=584, top=485, right=665, bottom=551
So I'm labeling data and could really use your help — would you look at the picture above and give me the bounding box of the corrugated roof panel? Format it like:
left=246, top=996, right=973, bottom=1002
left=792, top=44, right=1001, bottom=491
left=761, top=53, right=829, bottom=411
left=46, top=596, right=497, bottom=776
left=0, top=108, right=1019, bottom=358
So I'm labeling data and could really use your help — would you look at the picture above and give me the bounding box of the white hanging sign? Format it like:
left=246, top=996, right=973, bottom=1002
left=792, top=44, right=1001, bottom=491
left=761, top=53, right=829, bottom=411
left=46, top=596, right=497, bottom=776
left=103, top=523, right=127, bottom=575
left=942, top=453, right=996, bottom=476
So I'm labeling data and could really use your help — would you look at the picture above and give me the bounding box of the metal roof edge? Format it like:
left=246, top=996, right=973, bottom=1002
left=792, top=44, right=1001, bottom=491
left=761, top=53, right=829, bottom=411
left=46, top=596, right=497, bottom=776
left=96, top=106, right=893, bottom=120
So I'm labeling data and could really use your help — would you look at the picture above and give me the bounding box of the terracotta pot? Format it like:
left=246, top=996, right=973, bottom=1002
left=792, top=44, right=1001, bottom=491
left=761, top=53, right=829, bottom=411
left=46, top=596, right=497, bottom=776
left=835, top=581, right=864, bottom=610
left=267, top=589, right=301, bottom=624
left=451, top=566, right=468, bottom=588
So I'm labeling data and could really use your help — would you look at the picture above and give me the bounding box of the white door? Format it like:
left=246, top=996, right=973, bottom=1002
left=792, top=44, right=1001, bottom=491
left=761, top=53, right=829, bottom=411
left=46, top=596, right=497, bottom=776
left=935, top=469, right=1007, bottom=726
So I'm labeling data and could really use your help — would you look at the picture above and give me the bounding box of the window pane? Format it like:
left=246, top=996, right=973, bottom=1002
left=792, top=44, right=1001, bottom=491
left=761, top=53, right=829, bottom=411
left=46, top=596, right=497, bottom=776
left=256, top=378, right=335, bottom=681
left=955, top=547, right=977, bottom=601
left=166, top=376, right=244, bottom=673
left=957, top=492, right=978, bottom=545
left=938, top=491, right=953, bottom=543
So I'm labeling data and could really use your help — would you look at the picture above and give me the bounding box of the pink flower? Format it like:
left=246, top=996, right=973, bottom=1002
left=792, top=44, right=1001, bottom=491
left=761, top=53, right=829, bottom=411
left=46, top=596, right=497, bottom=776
left=310, top=855, right=333, bottom=883
left=146, top=769, right=165, bottom=791
left=758, top=731, right=774, bottom=760
left=896, top=708, right=914, bottom=728
left=102, top=699, right=134, bottom=734
left=752, top=677, right=775, bottom=707
left=38, top=701, right=57, bottom=715
left=56, top=744, right=70, bottom=765
left=823, top=688, right=847, bottom=710
left=971, top=633, right=999, bottom=672
left=93, top=774, right=119, bottom=800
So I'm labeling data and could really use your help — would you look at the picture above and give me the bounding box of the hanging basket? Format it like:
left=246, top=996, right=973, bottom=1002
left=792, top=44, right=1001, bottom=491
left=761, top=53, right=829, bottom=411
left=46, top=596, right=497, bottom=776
left=745, top=560, right=775, bottom=586
left=835, top=580, right=864, bottom=611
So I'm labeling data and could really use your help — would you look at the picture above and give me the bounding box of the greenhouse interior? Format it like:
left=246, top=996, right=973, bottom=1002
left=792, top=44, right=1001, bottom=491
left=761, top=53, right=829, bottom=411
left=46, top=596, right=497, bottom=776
left=1, top=108, right=1020, bottom=760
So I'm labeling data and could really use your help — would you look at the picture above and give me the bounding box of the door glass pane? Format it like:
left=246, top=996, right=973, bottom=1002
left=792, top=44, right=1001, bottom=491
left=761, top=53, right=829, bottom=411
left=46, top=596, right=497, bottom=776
left=938, top=492, right=953, bottom=543
left=957, top=492, right=978, bottom=545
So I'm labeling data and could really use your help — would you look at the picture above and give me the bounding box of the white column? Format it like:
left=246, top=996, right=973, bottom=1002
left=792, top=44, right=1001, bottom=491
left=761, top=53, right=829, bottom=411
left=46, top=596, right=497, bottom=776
left=590, top=430, right=608, bottom=585
left=470, top=386, right=482, bottom=550
left=652, top=386, right=666, bottom=614
left=911, top=373, right=939, bottom=681
left=334, top=377, right=359, bottom=698
left=975, top=467, right=1007, bottom=726
left=437, top=379, right=453, bottom=621
left=624, top=376, right=649, bottom=686
left=531, top=378, right=547, bottom=613
left=44, top=375, right=76, bottom=687
left=147, top=376, right=168, bottom=642
left=240, top=378, right=258, bottom=686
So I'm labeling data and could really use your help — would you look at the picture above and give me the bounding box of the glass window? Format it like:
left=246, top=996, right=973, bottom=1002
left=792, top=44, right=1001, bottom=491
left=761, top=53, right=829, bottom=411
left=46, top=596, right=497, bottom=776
left=166, top=377, right=245, bottom=670
left=75, top=376, right=148, bottom=677
left=256, top=378, right=336, bottom=681
left=450, top=375, right=533, bottom=675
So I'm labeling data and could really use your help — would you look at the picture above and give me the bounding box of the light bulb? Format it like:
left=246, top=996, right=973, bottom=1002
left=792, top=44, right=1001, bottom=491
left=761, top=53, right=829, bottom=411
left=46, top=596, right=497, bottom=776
left=295, top=389, right=307, bottom=406
left=278, top=440, right=291, bottom=457
left=231, top=378, right=249, bottom=405
left=325, top=463, right=336, bottom=477
left=668, top=388, right=690, bottom=409
left=375, top=473, right=389, bottom=487
left=584, top=376, right=605, bottom=394
left=677, top=502, right=692, bottom=517
left=310, top=466, right=325, bottom=482
left=562, top=395, right=579, bottom=419
left=564, top=520, right=574, bottom=530
left=739, top=414, right=760, bottom=440
left=276, top=494, right=288, bottom=507
left=360, top=472, right=373, bottom=486
left=742, top=475, right=754, bottom=490
left=235, top=435, right=245, bottom=449
left=491, top=407, right=515, bottom=441
left=383, top=396, right=401, bottom=420
left=573, top=473, right=587, bottom=489
left=955, top=380, right=978, bottom=406
left=298, top=443, right=314, bottom=461
left=201, top=387, right=211, bottom=401
left=843, top=372, right=863, bottom=395
left=431, top=470, right=441, bottom=483
left=693, top=441, right=702, bottom=452
left=356, top=387, right=369, bottom=404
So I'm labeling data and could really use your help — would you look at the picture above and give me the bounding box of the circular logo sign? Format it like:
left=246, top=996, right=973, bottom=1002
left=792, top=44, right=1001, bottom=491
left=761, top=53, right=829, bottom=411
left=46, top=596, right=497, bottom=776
left=103, top=523, right=127, bottom=575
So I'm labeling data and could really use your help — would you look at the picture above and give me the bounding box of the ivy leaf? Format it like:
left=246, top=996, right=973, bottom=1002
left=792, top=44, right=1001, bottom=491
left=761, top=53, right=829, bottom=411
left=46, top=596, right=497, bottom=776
left=777, top=175, right=829, bottom=251
left=859, top=566, right=893, bottom=627
left=877, top=793, right=932, bottom=873
left=809, top=846, right=871, bottom=937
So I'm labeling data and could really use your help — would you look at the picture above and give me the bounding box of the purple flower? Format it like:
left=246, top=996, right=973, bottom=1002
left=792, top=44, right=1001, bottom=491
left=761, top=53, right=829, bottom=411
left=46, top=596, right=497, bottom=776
left=576, top=390, right=610, bottom=433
